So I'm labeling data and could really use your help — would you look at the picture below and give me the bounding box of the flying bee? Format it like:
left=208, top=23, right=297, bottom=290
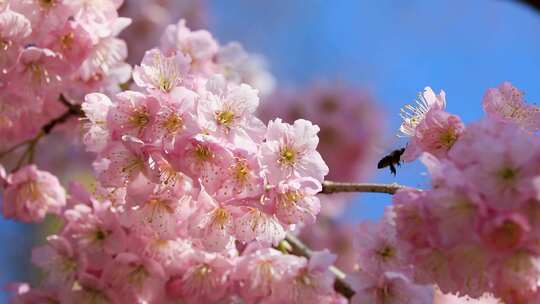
left=377, top=147, right=406, bottom=176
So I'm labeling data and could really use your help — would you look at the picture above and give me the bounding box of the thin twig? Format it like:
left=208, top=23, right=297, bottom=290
left=321, top=181, right=406, bottom=195
left=1, top=95, right=83, bottom=171
left=12, top=133, right=42, bottom=171
left=0, top=139, right=32, bottom=160
left=284, top=233, right=356, bottom=300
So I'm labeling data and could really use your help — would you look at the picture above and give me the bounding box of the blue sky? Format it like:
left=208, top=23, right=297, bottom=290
left=208, top=0, right=540, bottom=219
left=2, top=0, right=540, bottom=301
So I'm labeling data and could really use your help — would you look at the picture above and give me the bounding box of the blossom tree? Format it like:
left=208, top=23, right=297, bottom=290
left=1, top=1, right=540, bottom=304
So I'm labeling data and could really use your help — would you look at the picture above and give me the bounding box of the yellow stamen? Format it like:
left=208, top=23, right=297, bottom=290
left=194, top=144, right=213, bottom=162
left=278, top=146, right=296, bottom=167
left=162, top=112, right=184, bottom=134
left=216, top=110, right=235, bottom=126
left=128, top=107, right=149, bottom=128
left=60, top=32, right=75, bottom=50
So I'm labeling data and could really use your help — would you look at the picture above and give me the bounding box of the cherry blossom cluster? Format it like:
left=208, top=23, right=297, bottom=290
left=3, top=1, right=540, bottom=302
left=259, top=83, right=383, bottom=216
left=0, top=0, right=131, bottom=148
left=260, top=83, right=382, bottom=183
left=348, top=207, right=434, bottom=303
left=7, top=183, right=345, bottom=303
left=118, top=0, right=207, bottom=64
left=2, top=16, right=348, bottom=303
left=259, top=83, right=386, bottom=286
left=393, top=82, right=540, bottom=303
left=138, top=18, right=275, bottom=97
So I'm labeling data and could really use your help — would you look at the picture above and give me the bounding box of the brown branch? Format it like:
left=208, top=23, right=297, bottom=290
left=321, top=181, right=406, bottom=195
left=1, top=95, right=83, bottom=171
left=42, top=95, right=84, bottom=134
left=42, top=106, right=83, bottom=134
left=284, top=233, right=356, bottom=300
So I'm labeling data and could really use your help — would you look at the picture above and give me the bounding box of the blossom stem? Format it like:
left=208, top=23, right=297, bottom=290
left=42, top=95, right=84, bottom=135
left=321, top=181, right=406, bottom=194
left=284, top=233, right=356, bottom=300
left=1, top=95, right=83, bottom=171
left=0, top=139, right=31, bottom=160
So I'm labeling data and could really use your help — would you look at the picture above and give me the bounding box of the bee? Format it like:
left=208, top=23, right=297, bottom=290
left=377, top=147, right=405, bottom=176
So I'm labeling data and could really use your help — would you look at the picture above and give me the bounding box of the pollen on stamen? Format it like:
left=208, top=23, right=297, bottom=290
left=215, top=110, right=235, bottom=127
left=127, top=265, right=149, bottom=287
left=439, top=127, right=458, bottom=149
left=128, top=107, right=150, bottom=128
left=194, top=144, right=213, bottom=163
left=278, top=146, right=297, bottom=167
left=39, top=0, right=57, bottom=9
left=60, top=32, right=75, bottom=50
left=17, top=180, right=42, bottom=202
left=398, top=88, right=445, bottom=137
left=211, top=208, right=231, bottom=229
left=28, top=63, right=51, bottom=85
left=162, top=112, right=184, bottom=134
left=150, top=52, right=182, bottom=92
left=121, top=159, right=144, bottom=174
left=230, top=158, right=250, bottom=184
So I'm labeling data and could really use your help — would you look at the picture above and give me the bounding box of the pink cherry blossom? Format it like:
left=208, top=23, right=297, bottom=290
left=261, top=118, right=329, bottom=184
left=492, top=251, right=540, bottom=302
left=160, top=19, right=219, bottom=69
left=169, top=251, right=233, bottom=303
left=45, top=19, right=93, bottom=70
left=102, top=252, right=166, bottom=302
left=271, top=177, right=321, bottom=226
left=31, top=235, right=79, bottom=286
left=133, top=48, right=190, bottom=94
left=7, top=283, right=60, bottom=304
left=119, top=0, right=207, bottom=64
left=350, top=270, right=434, bottom=304
left=2, top=165, right=66, bottom=222
left=479, top=212, right=530, bottom=252
left=402, top=109, right=465, bottom=162
left=97, top=136, right=154, bottom=187
left=144, top=86, right=199, bottom=149
left=188, top=188, right=236, bottom=251
left=12, top=47, right=63, bottom=101
left=270, top=250, right=338, bottom=303
left=434, top=290, right=502, bottom=304
left=216, top=42, right=276, bottom=97
left=0, top=8, right=31, bottom=72
left=233, top=247, right=300, bottom=303
left=82, top=92, right=114, bottom=153
left=449, top=118, right=540, bottom=211
left=399, top=86, right=446, bottom=137
left=234, top=206, right=286, bottom=245
left=106, top=90, right=160, bottom=140
left=354, top=208, right=409, bottom=275
left=63, top=199, right=127, bottom=258
left=483, top=82, right=540, bottom=132
left=198, top=75, right=266, bottom=152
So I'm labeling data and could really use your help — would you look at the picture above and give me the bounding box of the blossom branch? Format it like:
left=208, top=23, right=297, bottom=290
left=321, top=181, right=406, bottom=195
left=284, top=233, right=356, bottom=300
left=2, top=97, right=402, bottom=300
left=1, top=95, right=83, bottom=171
left=42, top=95, right=84, bottom=134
